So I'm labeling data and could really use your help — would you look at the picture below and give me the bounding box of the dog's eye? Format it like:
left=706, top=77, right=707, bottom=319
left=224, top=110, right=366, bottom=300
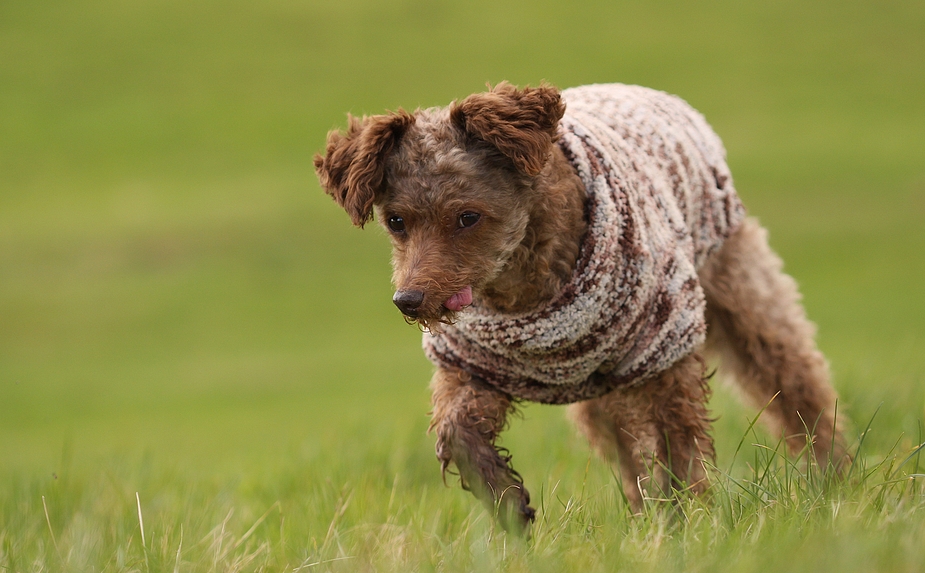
left=387, top=216, right=406, bottom=233
left=458, top=212, right=481, bottom=228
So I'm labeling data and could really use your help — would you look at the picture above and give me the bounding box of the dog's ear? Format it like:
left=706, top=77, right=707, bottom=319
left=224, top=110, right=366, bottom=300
left=450, top=82, right=564, bottom=177
left=314, top=111, right=416, bottom=227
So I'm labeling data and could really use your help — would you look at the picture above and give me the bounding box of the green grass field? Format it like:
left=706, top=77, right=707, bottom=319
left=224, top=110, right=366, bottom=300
left=2, top=0, right=924, bottom=571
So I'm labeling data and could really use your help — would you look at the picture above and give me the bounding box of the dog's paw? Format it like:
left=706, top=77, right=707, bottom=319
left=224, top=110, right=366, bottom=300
left=495, top=484, right=535, bottom=535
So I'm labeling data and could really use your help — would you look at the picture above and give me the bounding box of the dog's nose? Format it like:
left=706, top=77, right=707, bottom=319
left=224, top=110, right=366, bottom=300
left=393, top=289, right=425, bottom=316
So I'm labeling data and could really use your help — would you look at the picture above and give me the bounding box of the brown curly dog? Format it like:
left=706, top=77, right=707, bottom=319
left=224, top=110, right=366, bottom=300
left=314, top=82, right=849, bottom=533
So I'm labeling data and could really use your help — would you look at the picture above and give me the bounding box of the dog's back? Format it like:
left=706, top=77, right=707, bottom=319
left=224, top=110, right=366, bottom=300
left=561, top=83, right=742, bottom=266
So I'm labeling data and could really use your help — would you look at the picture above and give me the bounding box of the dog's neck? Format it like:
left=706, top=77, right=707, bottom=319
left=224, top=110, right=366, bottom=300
left=480, top=145, right=588, bottom=313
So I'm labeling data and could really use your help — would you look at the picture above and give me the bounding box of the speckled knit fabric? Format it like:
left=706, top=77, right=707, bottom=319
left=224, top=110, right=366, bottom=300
left=423, top=84, right=746, bottom=404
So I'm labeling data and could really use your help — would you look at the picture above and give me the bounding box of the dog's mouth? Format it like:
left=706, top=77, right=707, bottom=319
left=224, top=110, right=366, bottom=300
left=394, top=285, right=473, bottom=331
left=392, top=285, right=472, bottom=332
left=442, top=286, right=473, bottom=312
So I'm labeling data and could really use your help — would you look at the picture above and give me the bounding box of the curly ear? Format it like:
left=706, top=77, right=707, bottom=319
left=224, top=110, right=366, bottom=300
left=450, top=82, right=564, bottom=176
left=314, top=110, right=416, bottom=227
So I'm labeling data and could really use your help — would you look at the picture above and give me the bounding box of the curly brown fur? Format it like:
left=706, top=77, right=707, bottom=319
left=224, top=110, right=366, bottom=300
left=429, top=367, right=534, bottom=532
left=569, top=354, right=715, bottom=512
left=314, top=82, right=849, bottom=533
left=314, top=110, right=416, bottom=227
left=699, top=218, right=851, bottom=469
left=451, top=82, right=565, bottom=177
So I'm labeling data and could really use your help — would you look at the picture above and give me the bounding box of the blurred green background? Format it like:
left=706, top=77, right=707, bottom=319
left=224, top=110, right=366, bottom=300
left=1, top=0, right=923, bottom=485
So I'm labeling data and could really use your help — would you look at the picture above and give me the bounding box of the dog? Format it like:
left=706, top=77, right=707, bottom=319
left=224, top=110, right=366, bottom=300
left=314, top=82, right=849, bottom=533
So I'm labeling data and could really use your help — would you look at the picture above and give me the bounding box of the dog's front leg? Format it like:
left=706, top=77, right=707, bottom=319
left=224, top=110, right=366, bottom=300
left=429, top=367, right=535, bottom=533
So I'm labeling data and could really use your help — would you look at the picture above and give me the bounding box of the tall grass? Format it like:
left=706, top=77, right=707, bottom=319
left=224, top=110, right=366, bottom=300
left=2, top=420, right=923, bottom=572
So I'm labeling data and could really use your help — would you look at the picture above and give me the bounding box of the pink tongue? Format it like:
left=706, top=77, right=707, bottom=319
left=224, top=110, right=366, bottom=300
left=443, top=286, right=473, bottom=311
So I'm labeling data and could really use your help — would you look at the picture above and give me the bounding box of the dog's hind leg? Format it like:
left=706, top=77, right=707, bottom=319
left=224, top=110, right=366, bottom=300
left=429, top=367, right=534, bottom=533
left=568, top=353, right=715, bottom=513
left=699, top=217, right=850, bottom=469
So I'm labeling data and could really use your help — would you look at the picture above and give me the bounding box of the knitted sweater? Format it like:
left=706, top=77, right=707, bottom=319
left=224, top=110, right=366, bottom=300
left=423, top=84, right=746, bottom=404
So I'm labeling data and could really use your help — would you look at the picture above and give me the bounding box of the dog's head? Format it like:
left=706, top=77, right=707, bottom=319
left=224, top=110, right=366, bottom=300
left=314, top=83, right=565, bottom=329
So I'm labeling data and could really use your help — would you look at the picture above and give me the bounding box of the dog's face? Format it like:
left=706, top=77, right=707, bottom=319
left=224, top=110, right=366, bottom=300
left=314, top=83, right=565, bottom=329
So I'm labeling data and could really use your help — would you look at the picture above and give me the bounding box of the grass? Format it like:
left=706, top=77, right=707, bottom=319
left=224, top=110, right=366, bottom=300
left=3, top=427, right=924, bottom=572
left=1, top=0, right=924, bottom=571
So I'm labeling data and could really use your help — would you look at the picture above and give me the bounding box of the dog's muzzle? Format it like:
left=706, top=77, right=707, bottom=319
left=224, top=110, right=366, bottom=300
left=393, top=289, right=425, bottom=317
